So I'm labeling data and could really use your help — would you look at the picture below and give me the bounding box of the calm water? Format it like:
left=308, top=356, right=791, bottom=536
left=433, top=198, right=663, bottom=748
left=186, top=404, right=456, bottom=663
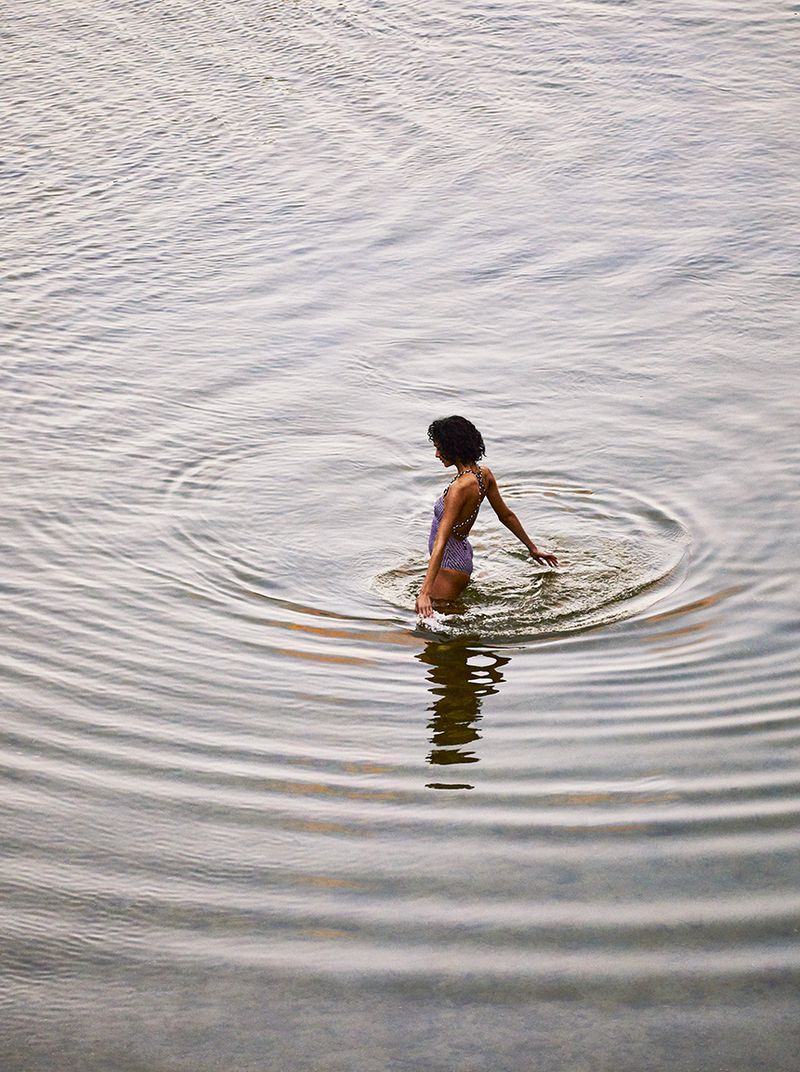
left=3, top=1, right=800, bottom=1069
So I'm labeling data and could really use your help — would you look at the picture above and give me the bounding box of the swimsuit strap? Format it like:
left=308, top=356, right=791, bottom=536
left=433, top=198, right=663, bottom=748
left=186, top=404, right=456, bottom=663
left=450, top=467, right=486, bottom=535
left=443, top=466, right=484, bottom=496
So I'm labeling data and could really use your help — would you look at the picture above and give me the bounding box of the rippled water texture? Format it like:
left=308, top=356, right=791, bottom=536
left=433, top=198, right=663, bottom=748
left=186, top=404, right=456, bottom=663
left=3, top=1, right=800, bottom=1069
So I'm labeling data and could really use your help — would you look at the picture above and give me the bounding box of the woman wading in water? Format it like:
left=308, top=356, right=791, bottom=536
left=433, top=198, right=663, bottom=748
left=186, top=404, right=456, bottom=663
left=416, top=416, right=558, bottom=618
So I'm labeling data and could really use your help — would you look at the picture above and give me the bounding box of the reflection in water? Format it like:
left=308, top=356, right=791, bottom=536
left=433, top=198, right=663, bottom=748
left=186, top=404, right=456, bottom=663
left=416, top=638, right=510, bottom=790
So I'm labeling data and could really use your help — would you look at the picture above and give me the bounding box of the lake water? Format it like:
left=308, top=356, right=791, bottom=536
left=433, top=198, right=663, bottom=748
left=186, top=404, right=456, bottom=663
left=3, top=1, right=800, bottom=1069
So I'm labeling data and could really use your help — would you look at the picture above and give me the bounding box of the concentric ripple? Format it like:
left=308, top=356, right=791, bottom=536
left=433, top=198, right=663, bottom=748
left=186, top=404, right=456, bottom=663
left=376, top=480, right=689, bottom=639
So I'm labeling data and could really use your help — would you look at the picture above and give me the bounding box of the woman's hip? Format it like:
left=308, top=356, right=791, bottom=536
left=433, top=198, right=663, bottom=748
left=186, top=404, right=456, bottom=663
left=440, top=537, right=473, bottom=575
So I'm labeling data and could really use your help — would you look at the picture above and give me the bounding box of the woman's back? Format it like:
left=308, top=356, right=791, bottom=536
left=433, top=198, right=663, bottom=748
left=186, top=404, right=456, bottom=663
left=443, top=466, right=486, bottom=539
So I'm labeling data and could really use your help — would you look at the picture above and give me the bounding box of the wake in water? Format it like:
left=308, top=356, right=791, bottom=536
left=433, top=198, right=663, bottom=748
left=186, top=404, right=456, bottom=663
left=374, top=484, right=689, bottom=641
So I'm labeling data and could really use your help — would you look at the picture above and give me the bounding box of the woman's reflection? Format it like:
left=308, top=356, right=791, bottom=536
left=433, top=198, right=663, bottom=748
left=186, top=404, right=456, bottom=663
left=416, top=638, right=510, bottom=790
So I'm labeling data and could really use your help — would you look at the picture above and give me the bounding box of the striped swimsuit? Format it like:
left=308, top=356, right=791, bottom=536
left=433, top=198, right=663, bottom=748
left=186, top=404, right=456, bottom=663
left=428, top=467, right=486, bottom=576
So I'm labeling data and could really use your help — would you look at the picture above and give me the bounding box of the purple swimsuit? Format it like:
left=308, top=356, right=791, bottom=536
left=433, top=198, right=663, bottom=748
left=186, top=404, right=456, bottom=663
left=428, top=467, right=486, bottom=575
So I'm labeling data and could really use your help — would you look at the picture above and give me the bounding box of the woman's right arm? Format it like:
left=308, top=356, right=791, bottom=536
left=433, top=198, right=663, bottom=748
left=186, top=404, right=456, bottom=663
left=484, top=468, right=558, bottom=567
left=415, top=481, right=468, bottom=617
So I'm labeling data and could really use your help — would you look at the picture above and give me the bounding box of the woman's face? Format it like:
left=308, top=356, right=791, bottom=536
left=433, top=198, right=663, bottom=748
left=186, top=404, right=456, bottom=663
left=434, top=441, right=453, bottom=467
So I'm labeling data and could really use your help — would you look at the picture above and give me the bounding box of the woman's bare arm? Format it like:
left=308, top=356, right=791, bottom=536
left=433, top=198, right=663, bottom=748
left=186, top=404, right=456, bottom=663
left=484, top=468, right=558, bottom=567
left=416, top=483, right=469, bottom=616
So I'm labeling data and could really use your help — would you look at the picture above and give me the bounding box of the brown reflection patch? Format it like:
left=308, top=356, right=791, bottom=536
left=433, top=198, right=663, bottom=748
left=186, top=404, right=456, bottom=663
left=295, top=875, right=366, bottom=891
left=274, top=608, right=418, bottom=647
left=343, top=761, right=391, bottom=775
left=369, top=629, right=420, bottom=648
left=286, top=819, right=370, bottom=836
left=645, top=585, right=741, bottom=624
left=274, top=779, right=402, bottom=802
left=644, top=620, right=712, bottom=644
left=552, top=792, right=614, bottom=806
left=563, top=823, right=649, bottom=834
left=299, top=928, right=354, bottom=940
left=553, top=791, right=683, bottom=807
left=283, top=620, right=417, bottom=648
left=345, top=788, right=404, bottom=802
left=275, top=779, right=340, bottom=796
left=275, top=646, right=370, bottom=666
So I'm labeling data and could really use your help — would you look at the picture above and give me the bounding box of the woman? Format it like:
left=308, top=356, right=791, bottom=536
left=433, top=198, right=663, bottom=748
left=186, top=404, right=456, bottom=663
left=416, top=415, right=558, bottom=618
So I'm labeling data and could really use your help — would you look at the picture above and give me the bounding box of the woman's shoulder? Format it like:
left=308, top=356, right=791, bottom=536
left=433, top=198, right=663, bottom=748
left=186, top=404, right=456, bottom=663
left=480, top=464, right=496, bottom=485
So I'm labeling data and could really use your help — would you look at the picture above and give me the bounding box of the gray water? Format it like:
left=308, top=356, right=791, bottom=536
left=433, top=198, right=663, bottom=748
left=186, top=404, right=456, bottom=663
left=2, top=2, right=800, bottom=1069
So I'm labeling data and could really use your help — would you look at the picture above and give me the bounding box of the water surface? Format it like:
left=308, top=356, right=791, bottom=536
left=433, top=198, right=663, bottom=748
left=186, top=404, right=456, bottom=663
left=2, top=1, right=800, bottom=1069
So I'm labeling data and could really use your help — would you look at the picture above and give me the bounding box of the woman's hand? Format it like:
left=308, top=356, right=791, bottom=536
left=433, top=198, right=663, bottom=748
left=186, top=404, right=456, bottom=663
left=530, top=546, right=559, bottom=568
left=416, top=589, right=434, bottom=618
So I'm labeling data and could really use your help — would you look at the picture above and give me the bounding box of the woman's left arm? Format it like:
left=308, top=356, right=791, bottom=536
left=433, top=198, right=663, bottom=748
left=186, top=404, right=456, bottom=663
left=416, top=487, right=465, bottom=617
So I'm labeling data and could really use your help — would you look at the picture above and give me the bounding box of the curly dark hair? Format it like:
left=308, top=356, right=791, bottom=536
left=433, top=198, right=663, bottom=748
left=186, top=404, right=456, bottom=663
left=427, top=415, right=486, bottom=464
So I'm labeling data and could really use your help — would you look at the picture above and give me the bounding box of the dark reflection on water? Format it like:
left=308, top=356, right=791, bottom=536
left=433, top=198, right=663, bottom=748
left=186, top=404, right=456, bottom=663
left=417, top=638, right=510, bottom=789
